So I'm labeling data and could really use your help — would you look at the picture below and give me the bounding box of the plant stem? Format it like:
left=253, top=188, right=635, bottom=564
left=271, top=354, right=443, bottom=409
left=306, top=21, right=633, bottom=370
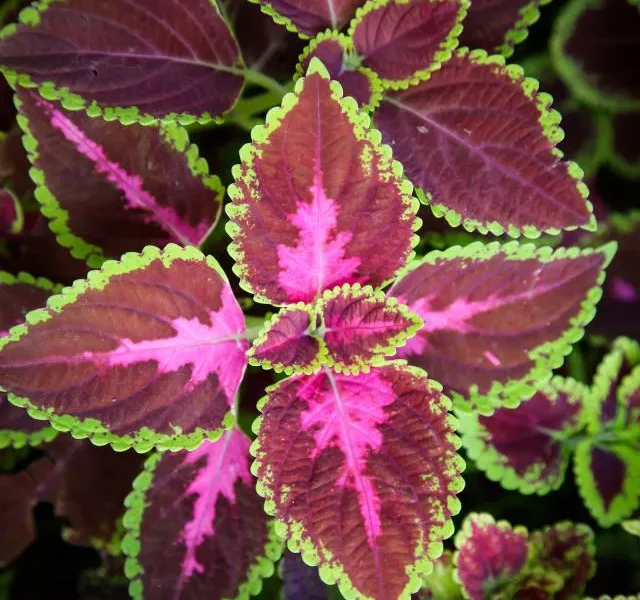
left=242, top=68, right=289, bottom=97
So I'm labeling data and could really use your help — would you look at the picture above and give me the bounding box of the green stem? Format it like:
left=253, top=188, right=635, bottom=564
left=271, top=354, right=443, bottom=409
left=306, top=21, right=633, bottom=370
left=242, top=68, right=289, bottom=97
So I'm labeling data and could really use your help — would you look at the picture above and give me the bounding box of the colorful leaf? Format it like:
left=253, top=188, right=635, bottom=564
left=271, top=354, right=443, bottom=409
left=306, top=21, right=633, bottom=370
left=460, top=0, right=551, bottom=58
left=251, top=364, right=465, bottom=600
left=374, top=48, right=596, bottom=238
left=0, top=270, right=59, bottom=448
left=551, top=0, right=640, bottom=111
left=249, top=0, right=366, bottom=37
left=585, top=337, right=640, bottom=433
left=122, top=428, right=281, bottom=600
left=227, top=59, right=419, bottom=306
left=619, top=363, right=640, bottom=428
left=280, top=551, right=329, bottom=600
left=417, top=551, right=463, bottom=599
left=529, top=522, right=596, bottom=600
left=318, top=283, right=422, bottom=373
left=0, top=187, right=22, bottom=235
left=574, top=440, right=640, bottom=527
left=248, top=305, right=325, bottom=375
left=348, top=0, right=467, bottom=88
left=15, top=88, right=223, bottom=267
left=622, top=519, right=640, bottom=536
left=453, top=513, right=529, bottom=600
left=0, top=0, right=245, bottom=124
left=457, top=377, right=587, bottom=494
left=0, top=244, right=248, bottom=452
left=388, top=241, right=613, bottom=413
left=295, top=32, right=382, bottom=110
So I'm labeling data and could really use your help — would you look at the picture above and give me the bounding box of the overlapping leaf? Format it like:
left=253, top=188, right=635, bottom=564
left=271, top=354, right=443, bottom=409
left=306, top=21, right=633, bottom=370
left=227, top=59, right=419, bottom=306
left=551, top=0, right=640, bottom=111
left=122, top=428, right=281, bottom=600
left=0, top=245, right=248, bottom=451
left=296, top=33, right=382, bottom=109
left=457, top=378, right=587, bottom=494
left=453, top=513, right=529, bottom=600
left=460, top=0, right=551, bottom=57
left=251, top=364, right=464, bottom=600
left=0, top=187, right=20, bottom=235
left=416, top=551, right=463, bottom=599
left=0, top=270, right=59, bottom=448
left=250, top=0, right=366, bottom=37
left=375, top=48, right=595, bottom=238
left=0, top=0, right=245, bottom=123
left=388, top=241, right=613, bottom=413
left=349, top=0, right=466, bottom=87
left=15, top=88, right=223, bottom=266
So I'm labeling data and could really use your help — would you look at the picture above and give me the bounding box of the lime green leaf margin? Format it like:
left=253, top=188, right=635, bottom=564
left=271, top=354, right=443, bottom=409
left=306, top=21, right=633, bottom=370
left=0, top=270, right=61, bottom=449
left=417, top=48, right=597, bottom=240
left=0, top=244, right=237, bottom=453
left=122, top=451, right=283, bottom=600
left=12, top=90, right=225, bottom=268
left=0, top=0, right=244, bottom=126
left=498, top=0, right=553, bottom=58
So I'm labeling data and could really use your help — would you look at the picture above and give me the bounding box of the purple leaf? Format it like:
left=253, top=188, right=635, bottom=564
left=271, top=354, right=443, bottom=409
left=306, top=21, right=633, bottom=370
left=388, top=241, right=613, bottom=413
left=318, top=283, right=422, bottom=373
left=454, top=513, right=529, bottom=600
left=349, top=0, right=467, bottom=87
left=619, top=364, right=640, bottom=428
left=123, top=428, right=281, bottom=600
left=251, top=0, right=366, bottom=37
left=574, top=441, right=640, bottom=527
left=227, top=60, right=419, bottom=306
left=0, top=0, right=244, bottom=124
left=529, top=522, right=596, bottom=600
left=457, top=377, right=587, bottom=494
left=0, top=188, right=22, bottom=235
left=551, top=0, right=640, bottom=111
left=248, top=305, right=323, bottom=374
left=296, top=33, right=382, bottom=109
left=15, top=88, right=223, bottom=266
left=280, top=551, right=329, bottom=600
left=1, top=270, right=59, bottom=448
left=0, top=245, right=248, bottom=452
left=460, top=0, right=550, bottom=58
left=251, top=364, right=464, bottom=600
left=375, top=48, right=596, bottom=237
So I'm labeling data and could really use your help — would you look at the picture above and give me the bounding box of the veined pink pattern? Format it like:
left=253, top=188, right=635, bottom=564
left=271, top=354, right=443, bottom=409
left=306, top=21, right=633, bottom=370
left=180, top=430, right=252, bottom=579
left=41, top=99, right=210, bottom=245
left=277, top=166, right=361, bottom=302
left=299, top=370, right=395, bottom=544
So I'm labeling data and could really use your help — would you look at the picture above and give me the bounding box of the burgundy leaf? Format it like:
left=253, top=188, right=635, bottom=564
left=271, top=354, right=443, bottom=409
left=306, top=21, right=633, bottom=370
left=389, top=241, right=613, bottom=413
left=0, top=188, right=21, bottom=235
left=349, top=0, right=466, bottom=86
left=252, top=364, right=464, bottom=600
left=0, top=245, right=248, bottom=451
left=574, top=440, right=640, bottom=527
left=248, top=305, right=323, bottom=374
left=0, top=0, right=244, bottom=123
left=551, top=0, right=640, bottom=111
left=251, top=0, right=366, bottom=37
left=0, top=126, right=33, bottom=202
left=123, top=428, right=281, bottom=600
left=529, top=522, right=595, bottom=600
left=280, top=551, right=329, bottom=600
left=296, top=33, right=382, bottom=109
left=454, top=513, right=529, bottom=600
left=460, top=0, right=550, bottom=57
left=375, top=48, right=595, bottom=237
left=457, top=377, right=587, bottom=494
left=318, top=283, right=422, bottom=372
left=227, top=60, right=419, bottom=306
left=15, top=88, right=223, bottom=266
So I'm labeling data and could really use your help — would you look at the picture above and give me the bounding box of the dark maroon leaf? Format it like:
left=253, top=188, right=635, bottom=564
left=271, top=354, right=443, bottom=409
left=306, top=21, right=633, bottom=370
left=551, top=0, right=640, bottom=110
left=280, top=551, right=328, bottom=600
left=16, top=87, right=223, bottom=265
left=349, top=0, right=466, bottom=86
left=375, top=48, right=595, bottom=237
left=252, top=0, right=366, bottom=37
left=609, top=112, right=640, bottom=178
left=0, top=187, right=21, bottom=235
left=389, top=241, right=612, bottom=413
left=0, top=0, right=244, bottom=123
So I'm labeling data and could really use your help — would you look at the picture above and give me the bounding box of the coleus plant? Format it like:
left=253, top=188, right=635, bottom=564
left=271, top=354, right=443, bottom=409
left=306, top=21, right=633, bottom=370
left=0, top=0, right=630, bottom=598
